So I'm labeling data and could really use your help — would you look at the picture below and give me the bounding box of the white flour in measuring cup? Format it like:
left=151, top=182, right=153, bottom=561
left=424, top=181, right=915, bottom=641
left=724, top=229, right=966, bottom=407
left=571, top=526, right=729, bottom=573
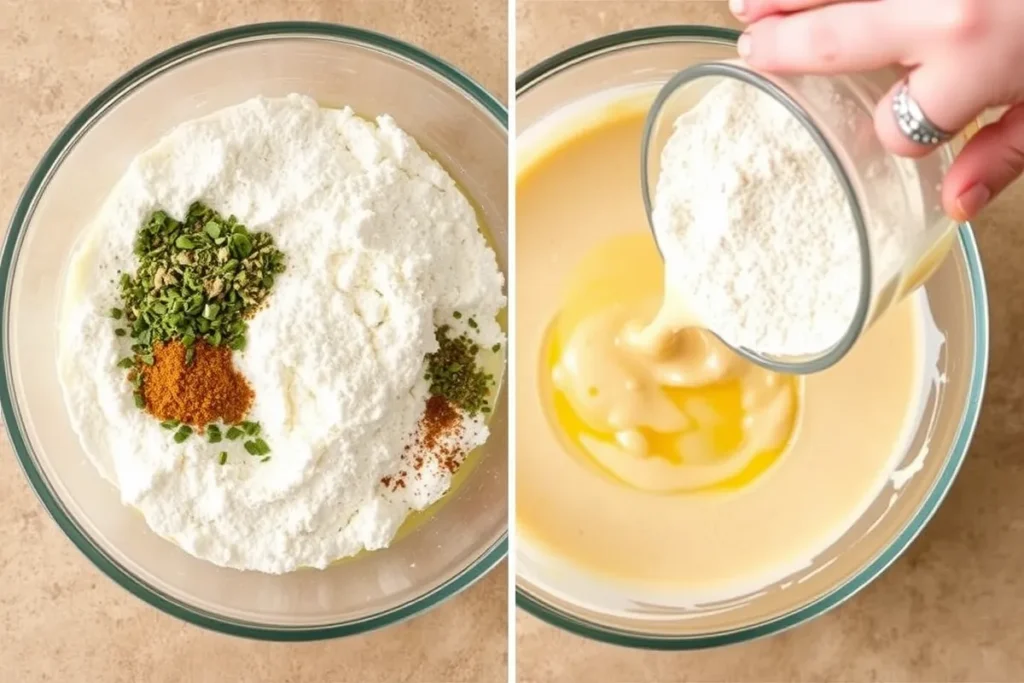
left=651, top=78, right=911, bottom=357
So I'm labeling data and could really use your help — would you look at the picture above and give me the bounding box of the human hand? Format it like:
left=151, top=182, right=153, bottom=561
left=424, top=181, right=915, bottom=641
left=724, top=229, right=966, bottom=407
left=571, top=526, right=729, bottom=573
left=729, top=0, right=1024, bottom=221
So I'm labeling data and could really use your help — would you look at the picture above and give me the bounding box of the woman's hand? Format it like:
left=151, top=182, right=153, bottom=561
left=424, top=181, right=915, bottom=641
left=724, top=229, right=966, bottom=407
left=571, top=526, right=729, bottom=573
left=730, top=0, right=1024, bottom=221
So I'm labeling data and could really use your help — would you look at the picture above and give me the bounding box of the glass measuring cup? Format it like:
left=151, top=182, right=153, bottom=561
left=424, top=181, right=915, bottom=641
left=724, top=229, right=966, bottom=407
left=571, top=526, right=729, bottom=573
left=641, top=60, right=977, bottom=374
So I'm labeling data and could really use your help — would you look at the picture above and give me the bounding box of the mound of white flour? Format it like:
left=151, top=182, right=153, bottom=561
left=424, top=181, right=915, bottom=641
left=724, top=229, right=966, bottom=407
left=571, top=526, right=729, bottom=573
left=652, top=79, right=865, bottom=356
left=58, top=95, right=505, bottom=573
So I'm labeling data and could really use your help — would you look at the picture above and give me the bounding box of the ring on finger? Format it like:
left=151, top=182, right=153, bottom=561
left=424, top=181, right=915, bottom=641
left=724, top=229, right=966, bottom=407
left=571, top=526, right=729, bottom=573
left=892, top=80, right=954, bottom=146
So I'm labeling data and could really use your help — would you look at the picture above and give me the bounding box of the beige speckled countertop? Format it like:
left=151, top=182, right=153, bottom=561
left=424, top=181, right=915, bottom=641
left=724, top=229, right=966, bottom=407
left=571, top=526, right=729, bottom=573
left=517, top=2, right=1024, bottom=682
left=0, top=1, right=507, bottom=682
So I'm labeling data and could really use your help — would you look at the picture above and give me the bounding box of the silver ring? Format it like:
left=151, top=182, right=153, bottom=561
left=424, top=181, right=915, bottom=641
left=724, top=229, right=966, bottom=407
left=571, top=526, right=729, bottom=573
left=892, top=80, right=953, bottom=146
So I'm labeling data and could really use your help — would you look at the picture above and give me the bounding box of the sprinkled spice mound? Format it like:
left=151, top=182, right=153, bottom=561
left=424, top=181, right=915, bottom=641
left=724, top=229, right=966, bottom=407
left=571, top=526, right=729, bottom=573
left=383, top=395, right=464, bottom=491
left=419, top=395, right=461, bottom=454
left=141, top=340, right=253, bottom=427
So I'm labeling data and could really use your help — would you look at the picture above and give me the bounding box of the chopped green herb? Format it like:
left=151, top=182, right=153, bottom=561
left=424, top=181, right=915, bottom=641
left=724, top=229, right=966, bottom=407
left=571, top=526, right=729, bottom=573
left=160, top=419, right=180, bottom=430
left=207, top=424, right=223, bottom=443
left=117, top=357, right=135, bottom=369
left=226, top=426, right=244, bottom=441
left=423, top=325, right=496, bottom=415
left=244, top=438, right=270, bottom=456
left=261, top=456, right=271, bottom=463
left=173, top=425, right=193, bottom=443
left=241, top=421, right=261, bottom=436
left=133, top=392, right=145, bottom=408
left=491, top=343, right=501, bottom=352
left=452, top=311, right=462, bottom=319
left=114, top=328, right=126, bottom=337
left=114, top=201, right=285, bottom=380
left=218, top=451, right=228, bottom=465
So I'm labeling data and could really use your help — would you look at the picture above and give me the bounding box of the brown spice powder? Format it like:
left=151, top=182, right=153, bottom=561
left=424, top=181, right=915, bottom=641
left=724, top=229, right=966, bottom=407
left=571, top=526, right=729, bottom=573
left=141, top=340, right=254, bottom=427
left=420, top=395, right=460, bottom=451
left=383, top=395, right=465, bottom=491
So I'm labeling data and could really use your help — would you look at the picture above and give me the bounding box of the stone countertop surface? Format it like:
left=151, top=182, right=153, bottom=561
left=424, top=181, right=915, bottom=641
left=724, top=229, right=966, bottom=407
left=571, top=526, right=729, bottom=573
left=0, top=1, right=507, bottom=682
left=516, top=2, right=1024, bottom=682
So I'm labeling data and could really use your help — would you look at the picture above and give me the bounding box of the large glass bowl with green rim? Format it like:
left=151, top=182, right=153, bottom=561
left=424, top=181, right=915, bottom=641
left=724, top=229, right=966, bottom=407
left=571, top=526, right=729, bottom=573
left=515, top=26, right=987, bottom=649
left=1, top=22, right=507, bottom=640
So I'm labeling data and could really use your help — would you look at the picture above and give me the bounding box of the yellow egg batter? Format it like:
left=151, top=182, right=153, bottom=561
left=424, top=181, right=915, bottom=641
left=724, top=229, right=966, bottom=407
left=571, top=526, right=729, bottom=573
left=516, top=97, right=924, bottom=595
left=545, top=233, right=798, bottom=493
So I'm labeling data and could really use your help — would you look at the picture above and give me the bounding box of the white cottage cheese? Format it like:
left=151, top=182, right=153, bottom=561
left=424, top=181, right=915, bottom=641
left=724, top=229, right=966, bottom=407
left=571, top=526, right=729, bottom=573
left=58, top=95, right=505, bottom=573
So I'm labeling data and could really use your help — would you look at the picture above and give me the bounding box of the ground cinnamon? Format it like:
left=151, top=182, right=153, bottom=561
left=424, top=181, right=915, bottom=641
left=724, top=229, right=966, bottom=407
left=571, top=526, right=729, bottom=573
left=140, top=340, right=253, bottom=427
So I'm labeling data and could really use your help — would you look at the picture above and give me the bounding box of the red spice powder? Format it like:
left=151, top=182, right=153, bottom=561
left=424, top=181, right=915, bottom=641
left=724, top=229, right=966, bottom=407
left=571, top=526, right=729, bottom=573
left=383, top=395, right=465, bottom=491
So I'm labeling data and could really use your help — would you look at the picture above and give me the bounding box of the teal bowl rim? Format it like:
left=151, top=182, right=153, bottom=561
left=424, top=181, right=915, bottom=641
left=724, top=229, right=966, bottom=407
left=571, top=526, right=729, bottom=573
left=515, top=25, right=989, bottom=650
left=1, top=21, right=507, bottom=642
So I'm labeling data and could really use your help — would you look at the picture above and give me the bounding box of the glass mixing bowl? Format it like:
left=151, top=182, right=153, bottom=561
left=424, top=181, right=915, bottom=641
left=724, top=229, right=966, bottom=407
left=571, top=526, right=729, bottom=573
left=515, top=26, right=987, bottom=649
left=1, top=22, right=507, bottom=640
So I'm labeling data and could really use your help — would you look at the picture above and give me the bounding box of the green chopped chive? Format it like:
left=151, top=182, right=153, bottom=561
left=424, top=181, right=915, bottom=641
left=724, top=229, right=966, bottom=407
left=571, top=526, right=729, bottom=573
left=140, top=354, right=155, bottom=366
left=244, top=438, right=270, bottom=456
left=117, top=357, right=135, bottom=369
left=173, top=425, right=192, bottom=443
left=110, top=307, right=123, bottom=320
left=218, top=451, right=227, bottom=465
left=261, top=456, right=271, bottom=463
left=207, top=425, right=223, bottom=443
left=241, top=421, right=260, bottom=436
left=491, top=343, right=501, bottom=352
left=160, top=420, right=180, bottom=430
left=133, top=392, right=145, bottom=408
left=452, top=311, right=462, bottom=319
left=226, top=426, right=244, bottom=441
left=114, top=328, right=126, bottom=337
left=467, top=318, right=478, bottom=329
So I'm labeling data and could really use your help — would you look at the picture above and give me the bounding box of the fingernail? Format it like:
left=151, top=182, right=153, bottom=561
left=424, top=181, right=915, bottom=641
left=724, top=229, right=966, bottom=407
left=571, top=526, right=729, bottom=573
left=956, top=183, right=991, bottom=220
left=730, top=0, right=746, bottom=17
left=737, top=33, right=752, bottom=59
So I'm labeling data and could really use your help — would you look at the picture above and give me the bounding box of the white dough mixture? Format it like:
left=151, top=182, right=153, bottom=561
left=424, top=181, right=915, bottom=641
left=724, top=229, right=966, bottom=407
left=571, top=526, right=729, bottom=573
left=653, top=79, right=876, bottom=356
left=58, top=95, right=505, bottom=573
